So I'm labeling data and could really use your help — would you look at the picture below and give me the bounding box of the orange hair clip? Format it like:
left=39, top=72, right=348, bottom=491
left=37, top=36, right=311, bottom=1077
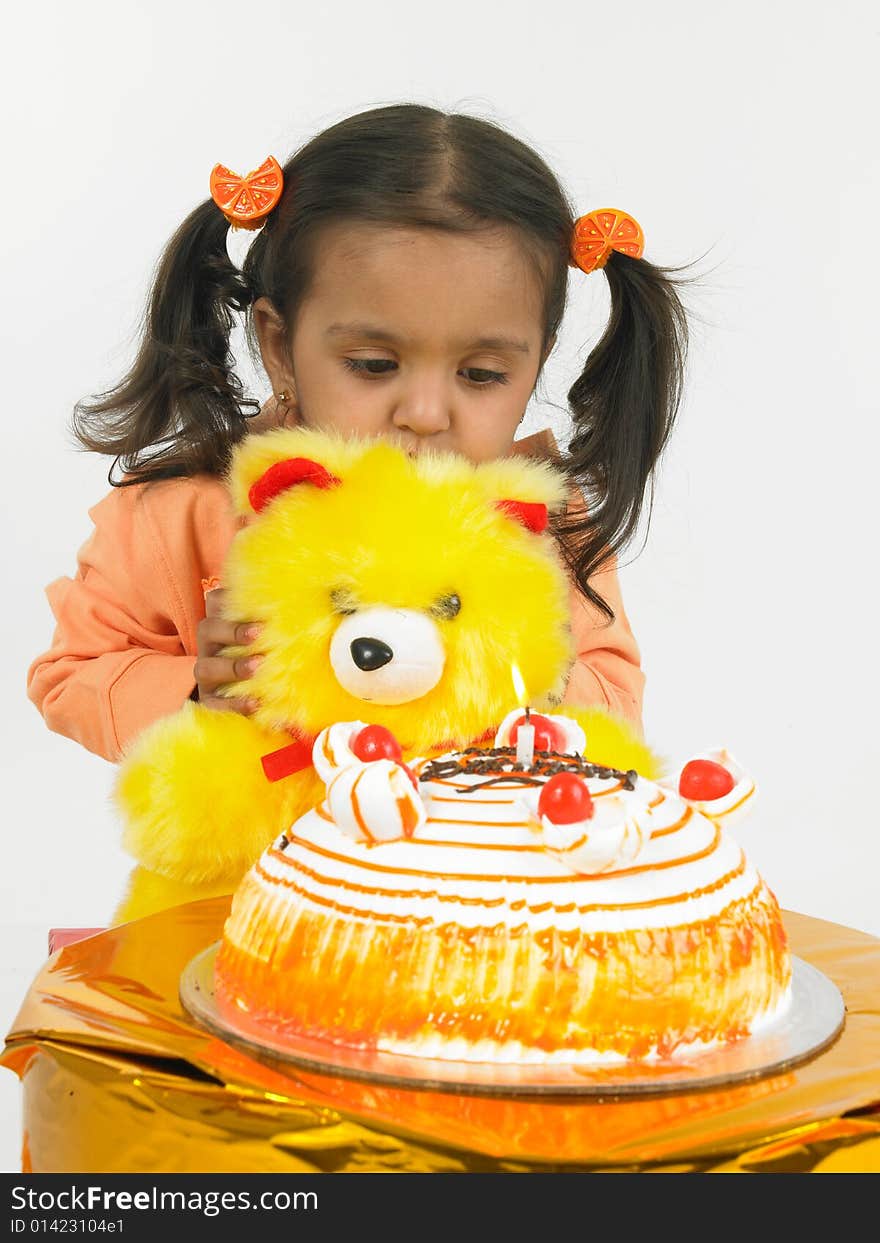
left=570, top=209, right=645, bottom=274
left=209, top=156, right=284, bottom=230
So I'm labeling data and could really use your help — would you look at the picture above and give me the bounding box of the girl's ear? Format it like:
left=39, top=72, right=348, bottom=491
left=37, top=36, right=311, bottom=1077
left=251, top=296, right=297, bottom=404
left=227, top=427, right=346, bottom=517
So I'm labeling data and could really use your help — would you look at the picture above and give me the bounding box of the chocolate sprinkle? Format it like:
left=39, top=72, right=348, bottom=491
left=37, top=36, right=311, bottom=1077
left=419, top=745, right=638, bottom=791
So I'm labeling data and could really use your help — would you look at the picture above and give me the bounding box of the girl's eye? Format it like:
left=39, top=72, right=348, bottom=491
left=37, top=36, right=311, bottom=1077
left=461, top=368, right=509, bottom=387
left=342, top=359, right=509, bottom=387
left=343, top=358, right=397, bottom=377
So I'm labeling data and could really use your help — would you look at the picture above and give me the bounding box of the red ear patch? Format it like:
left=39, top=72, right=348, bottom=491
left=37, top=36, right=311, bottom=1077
left=249, top=457, right=342, bottom=513
left=495, top=499, right=549, bottom=534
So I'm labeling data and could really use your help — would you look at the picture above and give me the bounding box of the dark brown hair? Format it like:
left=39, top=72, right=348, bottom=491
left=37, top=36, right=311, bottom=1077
left=73, top=103, right=697, bottom=618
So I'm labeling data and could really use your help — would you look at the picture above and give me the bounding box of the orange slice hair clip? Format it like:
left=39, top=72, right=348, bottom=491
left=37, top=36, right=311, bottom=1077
left=210, top=156, right=284, bottom=230
left=570, top=209, right=645, bottom=274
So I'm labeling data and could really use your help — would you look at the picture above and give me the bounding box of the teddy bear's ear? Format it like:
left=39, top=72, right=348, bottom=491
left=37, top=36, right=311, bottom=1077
left=226, top=428, right=354, bottom=517
left=248, top=458, right=341, bottom=513
left=495, top=499, right=549, bottom=534
left=471, top=455, right=569, bottom=532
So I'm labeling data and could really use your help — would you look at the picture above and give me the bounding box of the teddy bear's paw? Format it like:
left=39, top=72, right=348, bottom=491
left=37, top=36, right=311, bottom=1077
left=563, top=706, right=665, bottom=780
left=113, top=702, right=315, bottom=886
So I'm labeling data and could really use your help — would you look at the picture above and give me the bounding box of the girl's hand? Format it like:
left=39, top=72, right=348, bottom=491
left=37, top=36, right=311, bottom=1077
left=193, top=588, right=263, bottom=715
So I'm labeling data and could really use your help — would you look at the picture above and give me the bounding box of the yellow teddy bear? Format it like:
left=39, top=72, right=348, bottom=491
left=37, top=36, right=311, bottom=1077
left=113, top=428, right=660, bottom=922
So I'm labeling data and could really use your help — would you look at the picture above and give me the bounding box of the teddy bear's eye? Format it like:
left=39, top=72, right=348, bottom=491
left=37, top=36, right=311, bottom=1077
left=330, top=588, right=358, bottom=616
left=429, top=593, right=462, bottom=621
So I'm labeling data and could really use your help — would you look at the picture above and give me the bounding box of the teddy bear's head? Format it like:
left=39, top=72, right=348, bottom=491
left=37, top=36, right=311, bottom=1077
left=221, top=428, right=575, bottom=754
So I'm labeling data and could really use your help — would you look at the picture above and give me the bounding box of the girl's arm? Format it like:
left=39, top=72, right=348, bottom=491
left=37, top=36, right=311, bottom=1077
left=26, top=476, right=236, bottom=762
left=562, top=556, right=645, bottom=732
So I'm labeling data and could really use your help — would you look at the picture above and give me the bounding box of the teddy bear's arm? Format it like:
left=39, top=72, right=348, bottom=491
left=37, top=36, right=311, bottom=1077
left=561, top=706, right=665, bottom=780
left=113, top=701, right=322, bottom=887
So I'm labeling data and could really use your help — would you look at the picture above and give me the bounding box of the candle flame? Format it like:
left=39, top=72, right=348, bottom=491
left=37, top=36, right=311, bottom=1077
left=510, top=663, right=528, bottom=706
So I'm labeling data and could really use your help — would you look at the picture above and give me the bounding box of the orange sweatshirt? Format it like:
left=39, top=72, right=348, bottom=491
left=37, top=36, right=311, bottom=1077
left=26, top=430, right=645, bottom=763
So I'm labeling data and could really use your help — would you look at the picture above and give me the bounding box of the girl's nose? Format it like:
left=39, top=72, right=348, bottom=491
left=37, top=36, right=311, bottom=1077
left=391, top=377, right=452, bottom=437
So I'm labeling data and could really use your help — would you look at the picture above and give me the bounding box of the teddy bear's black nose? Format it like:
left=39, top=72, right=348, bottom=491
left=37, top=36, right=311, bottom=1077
left=350, top=637, right=394, bottom=671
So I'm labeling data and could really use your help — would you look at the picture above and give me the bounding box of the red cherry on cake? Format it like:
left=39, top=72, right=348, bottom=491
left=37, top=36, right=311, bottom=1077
left=510, top=713, right=566, bottom=753
left=352, top=724, right=403, bottom=764
left=538, top=773, right=595, bottom=824
left=678, top=759, right=735, bottom=801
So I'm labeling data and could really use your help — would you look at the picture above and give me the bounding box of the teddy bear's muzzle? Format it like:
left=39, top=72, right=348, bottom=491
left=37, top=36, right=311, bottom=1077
left=329, top=606, right=446, bottom=705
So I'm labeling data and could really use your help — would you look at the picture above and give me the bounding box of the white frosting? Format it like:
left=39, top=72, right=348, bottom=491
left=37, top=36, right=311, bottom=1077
left=259, top=752, right=766, bottom=935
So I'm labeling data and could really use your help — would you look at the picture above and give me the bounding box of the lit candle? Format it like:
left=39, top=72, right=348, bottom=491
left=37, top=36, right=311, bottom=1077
left=516, top=705, right=535, bottom=768
left=511, top=663, right=535, bottom=768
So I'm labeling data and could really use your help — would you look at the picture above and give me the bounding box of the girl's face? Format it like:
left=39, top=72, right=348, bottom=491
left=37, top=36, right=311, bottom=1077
left=253, top=221, right=553, bottom=462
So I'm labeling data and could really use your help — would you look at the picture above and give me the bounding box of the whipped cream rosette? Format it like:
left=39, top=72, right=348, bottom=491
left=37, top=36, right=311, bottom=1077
left=311, top=720, right=371, bottom=783
left=310, top=722, right=426, bottom=845
left=516, top=782, right=655, bottom=875
left=326, top=760, right=426, bottom=843
left=659, top=747, right=756, bottom=829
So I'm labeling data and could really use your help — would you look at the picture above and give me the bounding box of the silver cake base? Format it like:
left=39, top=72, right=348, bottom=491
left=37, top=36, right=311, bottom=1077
left=179, top=944, right=845, bottom=1098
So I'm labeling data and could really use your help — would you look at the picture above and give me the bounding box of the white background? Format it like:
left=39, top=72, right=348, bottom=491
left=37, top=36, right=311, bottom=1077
left=1, top=0, right=878, bottom=1173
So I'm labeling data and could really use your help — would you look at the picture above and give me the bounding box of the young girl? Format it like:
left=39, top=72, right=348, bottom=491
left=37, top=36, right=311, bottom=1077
left=27, top=104, right=691, bottom=763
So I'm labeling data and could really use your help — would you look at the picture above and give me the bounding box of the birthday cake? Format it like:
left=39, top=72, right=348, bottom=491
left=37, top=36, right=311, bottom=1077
left=215, top=711, right=792, bottom=1064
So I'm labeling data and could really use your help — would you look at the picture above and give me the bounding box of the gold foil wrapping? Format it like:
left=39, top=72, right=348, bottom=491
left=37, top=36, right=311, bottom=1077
left=3, top=900, right=880, bottom=1172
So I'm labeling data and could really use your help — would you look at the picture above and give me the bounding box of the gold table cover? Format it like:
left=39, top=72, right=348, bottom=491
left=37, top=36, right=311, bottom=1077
left=3, top=899, right=880, bottom=1173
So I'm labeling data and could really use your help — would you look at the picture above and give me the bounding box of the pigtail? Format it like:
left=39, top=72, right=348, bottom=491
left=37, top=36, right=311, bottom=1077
left=554, top=252, right=694, bottom=621
left=72, top=198, right=260, bottom=484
